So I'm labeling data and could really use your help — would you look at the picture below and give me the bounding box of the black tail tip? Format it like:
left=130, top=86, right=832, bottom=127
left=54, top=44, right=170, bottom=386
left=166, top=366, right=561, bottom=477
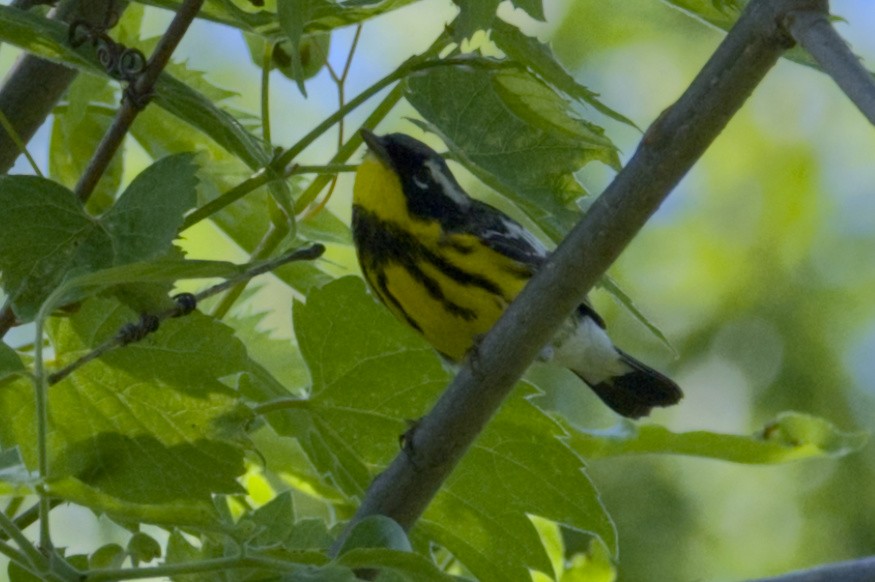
left=590, top=369, right=683, bottom=419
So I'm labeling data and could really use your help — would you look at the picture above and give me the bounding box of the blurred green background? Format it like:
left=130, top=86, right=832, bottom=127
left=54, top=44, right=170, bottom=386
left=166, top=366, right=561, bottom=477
left=3, top=0, right=875, bottom=580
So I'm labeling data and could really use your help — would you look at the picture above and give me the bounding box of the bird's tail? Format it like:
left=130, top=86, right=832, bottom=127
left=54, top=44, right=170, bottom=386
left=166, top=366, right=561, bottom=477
left=573, top=350, right=683, bottom=419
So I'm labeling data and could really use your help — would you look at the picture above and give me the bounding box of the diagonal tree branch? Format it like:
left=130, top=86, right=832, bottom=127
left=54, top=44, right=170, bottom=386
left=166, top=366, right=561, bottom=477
left=330, top=0, right=828, bottom=551
left=785, top=7, right=875, bottom=124
left=73, top=0, right=206, bottom=202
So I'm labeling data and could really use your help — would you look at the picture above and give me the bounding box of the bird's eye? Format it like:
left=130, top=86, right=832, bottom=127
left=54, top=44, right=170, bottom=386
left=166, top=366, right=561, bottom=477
left=412, top=168, right=431, bottom=189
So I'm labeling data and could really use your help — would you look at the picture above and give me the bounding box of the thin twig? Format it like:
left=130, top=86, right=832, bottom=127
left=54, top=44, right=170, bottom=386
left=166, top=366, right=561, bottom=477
left=47, top=243, right=324, bottom=386
left=329, top=0, right=809, bottom=554
left=785, top=3, right=875, bottom=125
left=73, top=0, right=206, bottom=203
left=302, top=25, right=364, bottom=219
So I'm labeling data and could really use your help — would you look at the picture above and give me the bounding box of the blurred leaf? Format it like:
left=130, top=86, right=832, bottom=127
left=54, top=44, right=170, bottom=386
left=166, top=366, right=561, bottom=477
left=298, top=209, right=352, bottom=246
left=562, top=539, right=616, bottom=582
left=277, top=0, right=334, bottom=96
left=491, top=19, right=634, bottom=127
left=599, top=276, right=676, bottom=356
left=0, top=343, right=25, bottom=382
left=0, top=299, right=252, bottom=525
left=0, top=155, right=198, bottom=320
left=567, top=412, right=867, bottom=463
left=338, top=515, right=412, bottom=554
left=405, top=58, right=617, bottom=240
left=127, top=532, right=162, bottom=563
left=243, top=31, right=331, bottom=89
left=280, top=277, right=614, bottom=582
left=89, top=543, right=126, bottom=569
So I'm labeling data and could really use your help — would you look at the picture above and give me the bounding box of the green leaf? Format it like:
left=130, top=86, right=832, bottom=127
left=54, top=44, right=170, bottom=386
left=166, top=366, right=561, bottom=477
left=0, top=175, right=111, bottom=320
left=0, top=155, right=201, bottom=320
left=0, top=299, right=252, bottom=525
left=566, top=412, right=867, bottom=463
left=338, top=516, right=412, bottom=554
left=251, top=491, right=296, bottom=548
left=510, top=0, right=545, bottom=21
left=154, top=74, right=269, bottom=170
left=127, top=532, right=163, bottom=563
left=490, top=18, right=635, bottom=128
left=419, top=392, right=616, bottom=581
left=405, top=59, right=617, bottom=240
left=103, top=153, right=199, bottom=263
left=282, top=277, right=614, bottom=582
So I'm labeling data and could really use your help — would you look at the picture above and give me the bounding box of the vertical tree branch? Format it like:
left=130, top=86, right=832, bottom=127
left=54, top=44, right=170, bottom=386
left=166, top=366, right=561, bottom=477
left=331, top=0, right=823, bottom=551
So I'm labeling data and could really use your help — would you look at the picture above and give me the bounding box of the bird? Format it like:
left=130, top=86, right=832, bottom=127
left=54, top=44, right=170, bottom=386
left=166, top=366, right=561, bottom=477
left=351, top=129, right=682, bottom=418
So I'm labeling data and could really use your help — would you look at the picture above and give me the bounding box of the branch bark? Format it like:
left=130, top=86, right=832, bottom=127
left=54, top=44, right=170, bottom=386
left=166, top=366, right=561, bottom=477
left=331, top=0, right=826, bottom=552
left=746, top=556, right=875, bottom=582
left=0, top=0, right=97, bottom=173
left=785, top=6, right=875, bottom=125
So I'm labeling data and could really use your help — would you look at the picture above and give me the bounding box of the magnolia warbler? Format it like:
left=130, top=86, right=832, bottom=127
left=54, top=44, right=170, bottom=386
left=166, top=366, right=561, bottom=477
left=352, top=129, right=682, bottom=418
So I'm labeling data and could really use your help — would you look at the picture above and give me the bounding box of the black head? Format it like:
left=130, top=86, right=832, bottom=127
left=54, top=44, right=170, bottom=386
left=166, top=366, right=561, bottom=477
left=361, top=130, right=472, bottom=223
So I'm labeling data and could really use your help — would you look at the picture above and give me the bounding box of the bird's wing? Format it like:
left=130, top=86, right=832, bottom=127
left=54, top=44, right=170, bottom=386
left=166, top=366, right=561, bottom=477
left=459, top=200, right=608, bottom=329
left=463, top=200, right=549, bottom=269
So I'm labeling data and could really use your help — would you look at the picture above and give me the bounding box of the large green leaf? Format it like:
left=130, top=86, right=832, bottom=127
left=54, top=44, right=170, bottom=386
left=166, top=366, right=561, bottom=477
left=405, top=58, right=618, bottom=240
left=490, top=18, right=635, bottom=127
left=277, top=276, right=614, bottom=582
left=0, top=298, right=251, bottom=525
left=566, top=412, right=866, bottom=463
left=0, top=154, right=198, bottom=320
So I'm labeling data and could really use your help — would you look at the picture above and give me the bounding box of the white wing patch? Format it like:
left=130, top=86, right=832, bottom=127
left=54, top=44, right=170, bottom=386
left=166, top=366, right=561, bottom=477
left=425, top=158, right=470, bottom=208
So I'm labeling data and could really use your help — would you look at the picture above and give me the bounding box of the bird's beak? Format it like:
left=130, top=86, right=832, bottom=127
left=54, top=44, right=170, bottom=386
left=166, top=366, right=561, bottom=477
left=360, top=129, right=391, bottom=166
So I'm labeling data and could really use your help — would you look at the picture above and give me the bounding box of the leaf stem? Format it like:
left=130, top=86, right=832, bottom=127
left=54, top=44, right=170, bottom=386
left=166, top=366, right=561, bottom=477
left=46, top=244, right=324, bottom=386
left=0, top=508, right=47, bottom=572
